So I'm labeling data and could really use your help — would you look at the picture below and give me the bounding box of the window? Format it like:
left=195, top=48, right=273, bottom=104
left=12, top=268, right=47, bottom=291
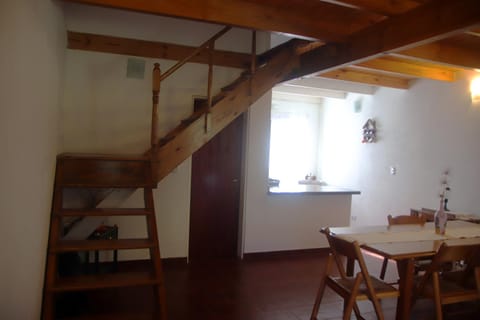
left=268, top=93, right=323, bottom=186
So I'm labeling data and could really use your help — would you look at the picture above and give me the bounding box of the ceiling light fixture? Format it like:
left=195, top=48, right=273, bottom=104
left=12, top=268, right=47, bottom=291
left=470, top=75, right=480, bottom=105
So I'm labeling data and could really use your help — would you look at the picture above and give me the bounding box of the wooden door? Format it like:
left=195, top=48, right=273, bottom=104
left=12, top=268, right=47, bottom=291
left=189, top=114, right=245, bottom=260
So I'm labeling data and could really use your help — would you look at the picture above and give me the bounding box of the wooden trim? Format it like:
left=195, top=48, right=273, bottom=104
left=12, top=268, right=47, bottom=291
left=67, top=31, right=250, bottom=69
left=243, top=248, right=329, bottom=260
left=162, top=257, right=188, bottom=267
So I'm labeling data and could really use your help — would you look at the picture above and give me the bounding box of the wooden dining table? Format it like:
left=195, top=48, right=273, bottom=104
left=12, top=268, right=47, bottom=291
left=327, top=220, right=480, bottom=320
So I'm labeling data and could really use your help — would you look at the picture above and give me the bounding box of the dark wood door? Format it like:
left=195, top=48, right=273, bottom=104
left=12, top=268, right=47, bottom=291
left=189, top=114, right=245, bottom=260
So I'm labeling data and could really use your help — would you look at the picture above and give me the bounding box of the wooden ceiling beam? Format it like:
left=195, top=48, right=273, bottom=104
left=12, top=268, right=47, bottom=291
left=391, top=40, right=480, bottom=70
left=465, top=27, right=480, bottom=37
left=324, top=0, right=422, bottom=16
left=62, top=0, right=381, bottom=42
left=318, top=67, right=411, bottom=89
left=355, top=57, right=457, bottom=81
left=67, top=31, right=251, bottom=69
left=286, top=77, right=376, bottom=95
left=287, top=0, right=480, bottom=80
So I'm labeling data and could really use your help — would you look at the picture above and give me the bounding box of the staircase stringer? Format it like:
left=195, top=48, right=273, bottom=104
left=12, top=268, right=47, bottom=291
left=150, top=42, right=301, bottom=182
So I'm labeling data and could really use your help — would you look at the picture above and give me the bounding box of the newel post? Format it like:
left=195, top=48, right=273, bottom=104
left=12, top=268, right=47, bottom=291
left=205, top=41, right=214, bottom=133
left=151, top=63, right=161, bottom=150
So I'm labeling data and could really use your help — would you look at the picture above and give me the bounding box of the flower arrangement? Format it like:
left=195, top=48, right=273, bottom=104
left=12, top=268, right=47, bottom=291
left=440, top=169, right=451, bottom=210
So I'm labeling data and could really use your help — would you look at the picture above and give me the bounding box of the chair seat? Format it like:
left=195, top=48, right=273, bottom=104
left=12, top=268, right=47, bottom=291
left=419, top=272, right=479, bottom=304
left=328, top=275, right=399, bottom=300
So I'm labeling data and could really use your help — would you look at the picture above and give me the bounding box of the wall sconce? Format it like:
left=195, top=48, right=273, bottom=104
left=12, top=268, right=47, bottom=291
left=470, top=75, right=480, bottom=104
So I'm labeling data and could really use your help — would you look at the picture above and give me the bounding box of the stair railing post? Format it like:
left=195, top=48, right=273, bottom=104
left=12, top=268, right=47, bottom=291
left=205, top=41, right=214, bottom=133
left=249, top=30, right=257, bottom=99
left=151, top=63, right=161, bottom=150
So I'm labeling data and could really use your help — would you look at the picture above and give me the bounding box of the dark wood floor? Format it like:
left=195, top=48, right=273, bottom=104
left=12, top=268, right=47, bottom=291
left=57, top=251, right=480, bottom=319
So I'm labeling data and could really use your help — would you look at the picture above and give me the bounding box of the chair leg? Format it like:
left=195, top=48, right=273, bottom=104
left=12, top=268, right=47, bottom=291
left=343, top=274, right=363, bottom=320
left=310, top=256, right=332, bottom=320
left=475, top=266, right=480, bottom=296
left=370, top=296, right=385, bottom=320
left=310, top=279, right=327, bottom=320
left=432, top=272, right=443, bottom=320
left=379, top=258, right=389, bottom=280
left=352, top=302, right=363, bottom=320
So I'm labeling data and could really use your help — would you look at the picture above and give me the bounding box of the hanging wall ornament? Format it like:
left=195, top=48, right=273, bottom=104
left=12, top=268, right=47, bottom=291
left=362, top=118, right=376, bottom=143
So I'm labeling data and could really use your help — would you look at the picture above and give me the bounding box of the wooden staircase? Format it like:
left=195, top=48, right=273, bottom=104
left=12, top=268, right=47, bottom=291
left=42, top=154, right=166, bottom=319
left=147, top=38, right=306, bottom=181
left=42, top=33, right=309, bottom=319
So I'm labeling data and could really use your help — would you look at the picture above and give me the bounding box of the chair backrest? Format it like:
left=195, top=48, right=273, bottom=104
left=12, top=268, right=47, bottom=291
left=324, top=228, right=372, bottom=280
left=433, top=242, right=480, bottom=266
left=418, top=240, right=480, bottom=292
left=388, top=214, right=426, bottom=226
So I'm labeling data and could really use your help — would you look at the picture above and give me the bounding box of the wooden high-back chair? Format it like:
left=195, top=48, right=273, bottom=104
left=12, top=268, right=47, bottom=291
left=415, top=240, right=480, bottom=320
left=310, top=228, right=399, bottom=320
left=387, top=214, right=426, bottom=226
left=379, top=214, right=427, bottom=280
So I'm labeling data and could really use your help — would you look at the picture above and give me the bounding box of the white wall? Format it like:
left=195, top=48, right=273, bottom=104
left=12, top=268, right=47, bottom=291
left=0, top=0, right=65, bottom=318
left=243, top=94, right=354, bottom=252
left=321, top=75, right=480, bottom=226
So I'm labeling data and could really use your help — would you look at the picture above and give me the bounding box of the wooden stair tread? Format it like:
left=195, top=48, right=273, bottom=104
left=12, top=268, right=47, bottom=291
left=60, top=313, right=156, bottom=320
left=52, top=239, right=156, bottom=252
left=57, top=157, right=154, bottom=188
left=50, top=271, right=160, bottom=292
left=57, top=208, right=152, bottom=216
left=58, top=153, right=150, bottom=161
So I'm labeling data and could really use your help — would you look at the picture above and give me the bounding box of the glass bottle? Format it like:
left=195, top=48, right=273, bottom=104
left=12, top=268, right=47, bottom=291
left=435, top=195, right=447, bottom=235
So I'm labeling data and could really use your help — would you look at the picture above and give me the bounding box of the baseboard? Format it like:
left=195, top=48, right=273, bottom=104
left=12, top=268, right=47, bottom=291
left=93, top=250, right=327, bottom=268
left=90, top=257, right=188, bottom=270
left=243, top=247, right=329, bottom=260
left=162, top=257, right=188, bottom=266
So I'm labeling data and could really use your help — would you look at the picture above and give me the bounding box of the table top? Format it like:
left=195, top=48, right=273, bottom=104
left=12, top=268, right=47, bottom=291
left=328, top=220, right=480, bottom=260
left=365, top=237, right=480, bottom=260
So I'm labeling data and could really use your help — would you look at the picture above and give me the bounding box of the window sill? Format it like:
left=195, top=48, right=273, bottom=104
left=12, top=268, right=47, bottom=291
left=268, top=184, right=360, bottom=195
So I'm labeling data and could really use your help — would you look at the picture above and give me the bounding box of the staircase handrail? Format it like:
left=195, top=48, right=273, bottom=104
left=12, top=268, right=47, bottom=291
left=150, top=26, right=232, bottom=149
left=158, top=26, right=232, bottom=83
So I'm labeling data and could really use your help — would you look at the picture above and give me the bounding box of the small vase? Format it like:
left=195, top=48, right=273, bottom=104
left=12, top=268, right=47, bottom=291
left=434, top=195, right=447, bottom=235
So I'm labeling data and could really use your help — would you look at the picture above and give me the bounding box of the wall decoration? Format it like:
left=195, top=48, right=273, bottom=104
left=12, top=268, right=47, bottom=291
left=362, top=118, right=376, bottom=143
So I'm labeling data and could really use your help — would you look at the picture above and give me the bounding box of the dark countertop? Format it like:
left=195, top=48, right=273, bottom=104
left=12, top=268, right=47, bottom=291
left=268, top=184, right=361, bottom=195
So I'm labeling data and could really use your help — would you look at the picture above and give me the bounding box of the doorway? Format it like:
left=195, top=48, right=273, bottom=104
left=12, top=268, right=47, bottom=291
left=189, top=102, right=245, bottom=260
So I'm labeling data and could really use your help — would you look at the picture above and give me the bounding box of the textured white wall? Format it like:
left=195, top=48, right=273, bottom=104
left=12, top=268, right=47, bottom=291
left=321, top=75, right=480, bottom=226
left=0, top=1, right=65, bottom=318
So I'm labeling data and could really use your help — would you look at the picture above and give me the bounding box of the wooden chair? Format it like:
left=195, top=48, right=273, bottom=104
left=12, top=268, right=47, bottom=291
left=387, top=214, right=427, bottom=226
left=414, top=241, right=480, bottom=320
left=379, top=214, right=427, bottom=280
left=310, top=228, right=399, bottom=320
